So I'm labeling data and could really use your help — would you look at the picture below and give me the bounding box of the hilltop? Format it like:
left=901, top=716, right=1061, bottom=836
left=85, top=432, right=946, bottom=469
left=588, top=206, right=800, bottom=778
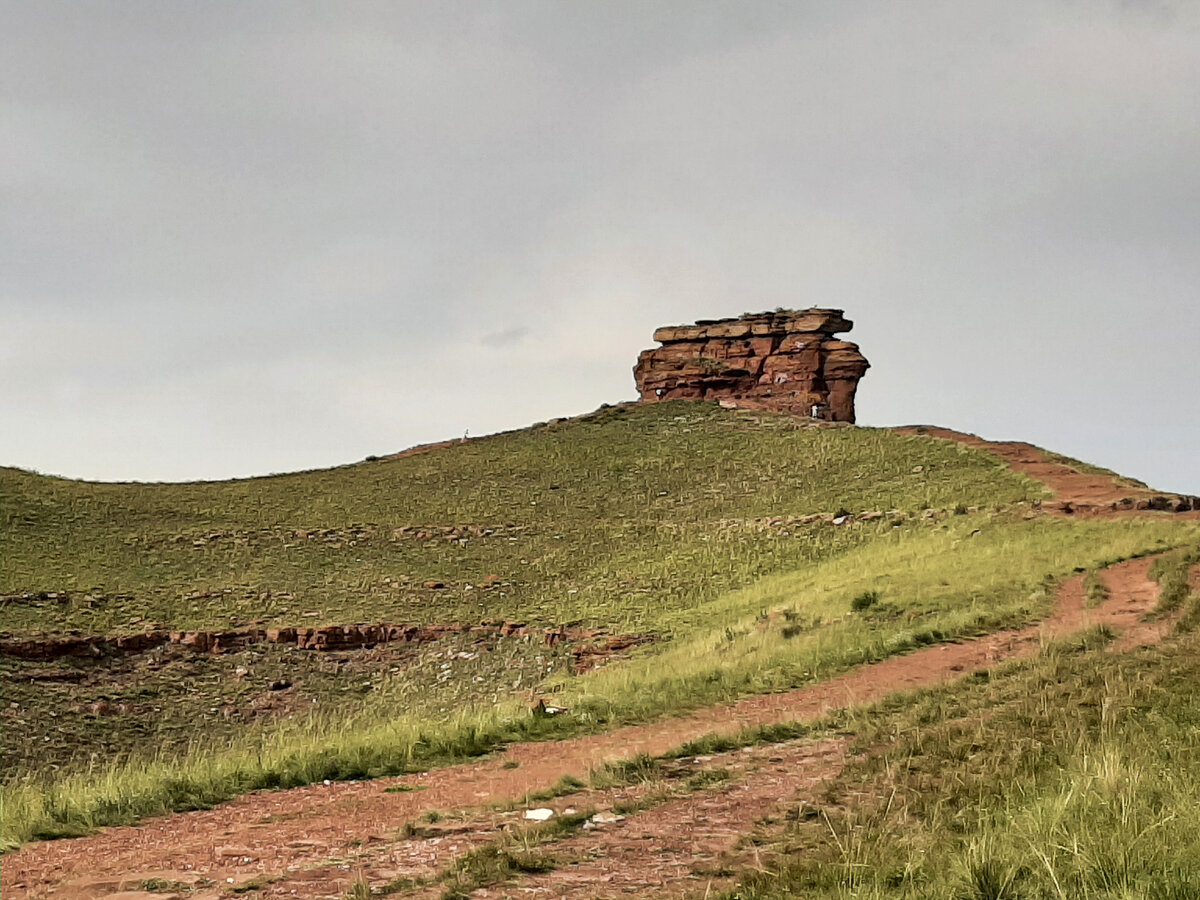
left=2, top=401, right=1198, bottom=900
left=1, top=402, right=1043, bottom=635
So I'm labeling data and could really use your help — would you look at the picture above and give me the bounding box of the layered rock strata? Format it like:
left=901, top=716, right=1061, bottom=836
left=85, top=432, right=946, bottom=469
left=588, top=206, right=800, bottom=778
left=633, top=308, right=869, bottom=422
left=0, top=622, right=654, bottom=665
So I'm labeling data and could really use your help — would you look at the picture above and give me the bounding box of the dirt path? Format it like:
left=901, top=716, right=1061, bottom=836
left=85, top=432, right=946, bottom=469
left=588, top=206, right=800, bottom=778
left=464, top=738, right=847, bottom=900
left=2, top=556, right=1168, bottom=900
left=895, top=425, right=1197, bottom=517
left=449, top=737, right=849, bottom=900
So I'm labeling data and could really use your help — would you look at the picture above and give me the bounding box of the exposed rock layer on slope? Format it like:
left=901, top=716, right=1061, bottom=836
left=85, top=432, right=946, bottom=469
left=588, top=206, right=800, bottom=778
left=0, top=622, right=652, bottom=665
left=633, top=308, right=869, bottom=421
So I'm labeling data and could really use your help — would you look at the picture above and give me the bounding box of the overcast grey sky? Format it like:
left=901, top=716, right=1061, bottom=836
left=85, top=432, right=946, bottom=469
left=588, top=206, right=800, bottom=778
left=3, top=0, right=1197, bottom=491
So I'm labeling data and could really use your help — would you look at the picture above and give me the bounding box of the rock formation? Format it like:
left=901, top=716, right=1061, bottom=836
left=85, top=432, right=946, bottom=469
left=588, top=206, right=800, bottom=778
left=633, top=308, right=870, bottom=422
left=0, top=621, right=654, bottom=666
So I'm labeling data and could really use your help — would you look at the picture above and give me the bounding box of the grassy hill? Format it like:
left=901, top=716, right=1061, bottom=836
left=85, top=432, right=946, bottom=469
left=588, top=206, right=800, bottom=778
left=1, top=401, right=1197, bottom=854
left=2, top=401, right=1045, bottom=635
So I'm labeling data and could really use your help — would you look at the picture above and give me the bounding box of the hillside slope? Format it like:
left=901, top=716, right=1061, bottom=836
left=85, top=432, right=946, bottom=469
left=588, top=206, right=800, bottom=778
left=1, top=401, right=1197, bottom=867
left=2, top=402, right=1044, bottom=636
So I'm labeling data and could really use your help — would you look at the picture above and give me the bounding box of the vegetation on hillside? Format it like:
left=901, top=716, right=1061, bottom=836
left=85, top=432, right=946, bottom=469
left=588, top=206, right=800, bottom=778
left=730, top=547, right=1200, bottom=900
left=1, top=402, right=1045, bottom=635
left=2, top=520, right=1193, bottom=850
left=1, top=402, right=1197, bottom=859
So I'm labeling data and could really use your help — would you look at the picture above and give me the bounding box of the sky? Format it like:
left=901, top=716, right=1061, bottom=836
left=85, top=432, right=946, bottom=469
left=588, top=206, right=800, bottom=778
left=3, top=0, right=1198, bottom=491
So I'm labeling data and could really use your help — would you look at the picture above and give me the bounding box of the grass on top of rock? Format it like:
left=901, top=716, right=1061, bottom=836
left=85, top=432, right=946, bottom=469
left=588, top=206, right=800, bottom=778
left=0, top=402, right=1046, bottom=636
left=1039, top=449, right=1152, bottom=492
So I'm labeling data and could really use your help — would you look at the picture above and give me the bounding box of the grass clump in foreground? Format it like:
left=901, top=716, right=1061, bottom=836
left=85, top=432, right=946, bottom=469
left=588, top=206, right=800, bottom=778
left=1083, top=569, right=1110, bottom=607
left=2, top=515, right=1194, bottom=851
left=726, top=548, right=1200, bottom=900
left=437, top=813, right=585, bottom=900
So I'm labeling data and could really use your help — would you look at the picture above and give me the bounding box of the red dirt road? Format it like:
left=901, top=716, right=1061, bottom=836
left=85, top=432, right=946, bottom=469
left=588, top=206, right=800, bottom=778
left=2, top=557, right=1169, bottom=900
left=896, top=425, right=1197, bottom=517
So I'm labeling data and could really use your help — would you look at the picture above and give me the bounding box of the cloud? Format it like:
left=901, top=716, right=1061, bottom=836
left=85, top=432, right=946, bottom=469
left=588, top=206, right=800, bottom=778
left=1, top=1, right=1197, bottom=489
left=480, top=326, right=530, bottom=348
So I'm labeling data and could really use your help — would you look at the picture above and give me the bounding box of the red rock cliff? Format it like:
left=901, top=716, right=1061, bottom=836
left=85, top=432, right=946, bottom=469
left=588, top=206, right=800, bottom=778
left=633, top=308, right=869, bottom=422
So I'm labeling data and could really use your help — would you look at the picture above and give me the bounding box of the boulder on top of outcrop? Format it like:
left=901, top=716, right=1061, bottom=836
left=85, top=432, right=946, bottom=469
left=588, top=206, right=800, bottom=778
left=634, top=308, right=869, bottom=422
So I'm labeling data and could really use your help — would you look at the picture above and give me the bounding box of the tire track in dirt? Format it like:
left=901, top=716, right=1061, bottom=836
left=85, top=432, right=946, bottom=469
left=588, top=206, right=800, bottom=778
left=3, top=557, right=1167, bottom=900
left=244, top=738, right=850, bottom=900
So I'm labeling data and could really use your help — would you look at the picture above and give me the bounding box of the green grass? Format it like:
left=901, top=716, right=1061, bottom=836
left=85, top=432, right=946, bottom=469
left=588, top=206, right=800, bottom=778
left=1083, top=569, right=1110, bottom=607
left=3, top=515, right=1193, bottom=850
left=0, top=403, right=1050, bottom=791
left=2, top=401, right=1195, bottom=855
left=435, top=808, right=603, bottom=899
left=0, top=402, right=1046, bottom=636
left=725, top=548, right=1200, bottom=900
left=0, top=631, right=572, bottom=777
left=548, top=514, right=1196, bottom=723
left=1147, top=546, right=1200, bottom=624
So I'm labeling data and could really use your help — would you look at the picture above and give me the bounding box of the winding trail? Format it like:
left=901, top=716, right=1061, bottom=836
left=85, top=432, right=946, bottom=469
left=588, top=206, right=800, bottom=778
left=2, top=425, right=1191, bottom=900
left=2, top=557, right=1173, bottom=900
left=895, top=425, right=1197, bottom=517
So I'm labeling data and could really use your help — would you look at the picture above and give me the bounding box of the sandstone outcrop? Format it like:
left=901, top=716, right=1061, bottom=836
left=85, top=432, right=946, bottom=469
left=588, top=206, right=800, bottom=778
left=633, top=308, right=869, bottom=422
left=0, top=622, right=655, bottom=673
